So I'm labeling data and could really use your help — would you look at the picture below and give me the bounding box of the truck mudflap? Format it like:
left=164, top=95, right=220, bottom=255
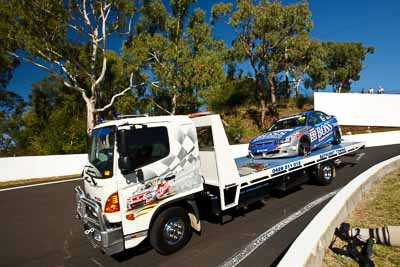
left=75, top=186, right=124, bottom=255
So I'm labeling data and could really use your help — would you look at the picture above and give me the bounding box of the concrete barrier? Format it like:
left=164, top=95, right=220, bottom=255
left=342, top=131, right=400, bottom=147
left=278, top=155, right=400, bottom=267
left=314, top=92, right=400, bottom=127
left=0, top=154, right=87, bottom=182
left=1, top=130, right=399, bottom=183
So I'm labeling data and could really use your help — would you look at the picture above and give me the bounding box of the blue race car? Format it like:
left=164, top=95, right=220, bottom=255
left=248, top=110, right=342, bottom=158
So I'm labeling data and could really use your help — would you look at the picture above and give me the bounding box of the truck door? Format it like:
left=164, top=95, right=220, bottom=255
left=116, top=122, right=202, bottom=247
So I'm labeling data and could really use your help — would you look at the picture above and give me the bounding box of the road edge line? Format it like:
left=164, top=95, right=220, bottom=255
left=0, top=177, right=84, bottom=192
left=219, top=189, right=339, bottom=267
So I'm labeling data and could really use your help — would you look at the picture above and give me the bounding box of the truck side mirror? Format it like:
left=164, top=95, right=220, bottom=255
left=136, top=169, right=144, bottom=184
left=117, top=129, right=135, bottom=175
left=117, top=129, right=129, bottom=155
left=118, top=156, right=134, bottom=175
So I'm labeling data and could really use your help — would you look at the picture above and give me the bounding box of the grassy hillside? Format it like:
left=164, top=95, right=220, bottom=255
left=221, top=97, right=313, bottom=144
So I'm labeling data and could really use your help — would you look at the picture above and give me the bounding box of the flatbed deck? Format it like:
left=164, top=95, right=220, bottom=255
left=235, top=141, right=364, bottom=189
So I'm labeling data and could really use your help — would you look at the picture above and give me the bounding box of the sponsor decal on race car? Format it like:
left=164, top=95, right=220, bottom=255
left=253, top=130, right=290, bottom=142
left=309, top=123, right=333, bottom=142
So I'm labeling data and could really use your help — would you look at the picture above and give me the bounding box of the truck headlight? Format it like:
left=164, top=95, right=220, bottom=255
left=279, top=136, right=292, bottom=144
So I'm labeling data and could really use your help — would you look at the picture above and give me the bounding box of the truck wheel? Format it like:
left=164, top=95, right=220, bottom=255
left=298, top=138, right=311, bottom=156
left=314, top=161, right=335, bottom=185
left=332, top=128, right=341, bottom=145
left=149, top=207, right=192, bottom=255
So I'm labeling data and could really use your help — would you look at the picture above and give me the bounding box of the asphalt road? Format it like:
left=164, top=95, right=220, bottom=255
left=1, top=144, right=399, bottom=267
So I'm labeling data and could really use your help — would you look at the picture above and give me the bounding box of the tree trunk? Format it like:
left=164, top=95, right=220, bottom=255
left=285, top=70, right=290, bottom=97
left=86, top=98, right=96, bottom=135
left=255, top=73, right=267, bottom=129
left=260, top=98, right=267, bottom=129
left=171, top=93, right=177, bottom=115
left=268, top=74, right=277, bottom=105
left=294, top=79, right=301, bottom=99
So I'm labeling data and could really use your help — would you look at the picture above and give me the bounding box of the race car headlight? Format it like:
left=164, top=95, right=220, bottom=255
left=279, top=136, right=292, bottom=144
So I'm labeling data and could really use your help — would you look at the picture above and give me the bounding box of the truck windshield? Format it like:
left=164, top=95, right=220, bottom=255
left=88, top=126, right=115, bottom=178
left=269, top=115, right=307, bottom=131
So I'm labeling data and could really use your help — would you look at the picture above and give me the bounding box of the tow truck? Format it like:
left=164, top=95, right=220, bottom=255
left=75, top=113, right=364, bottom=255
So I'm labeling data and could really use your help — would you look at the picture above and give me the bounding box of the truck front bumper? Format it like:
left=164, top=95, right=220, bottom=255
left=75, top=186, right=124, bottom=255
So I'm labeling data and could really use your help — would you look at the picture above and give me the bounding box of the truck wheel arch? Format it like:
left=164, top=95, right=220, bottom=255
left=149, top=197, right=201, bottom=233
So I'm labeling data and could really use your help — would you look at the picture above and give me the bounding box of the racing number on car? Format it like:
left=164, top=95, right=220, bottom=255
left=309, top=128, right=317, bottom=142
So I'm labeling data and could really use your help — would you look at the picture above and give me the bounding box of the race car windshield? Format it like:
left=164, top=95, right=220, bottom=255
left=269, top=116, right=307, bottom=131
left=88, top=126, right=115, bottom=178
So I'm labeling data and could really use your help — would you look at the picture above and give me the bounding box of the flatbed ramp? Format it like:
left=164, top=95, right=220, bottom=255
left=235, top=142, right=364, bottom=186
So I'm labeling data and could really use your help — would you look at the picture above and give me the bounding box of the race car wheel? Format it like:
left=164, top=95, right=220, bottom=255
left=150, top=207, right=192, bottom=255
left=298, top=137, right=311, bottom=156
left=313, top=161, right=335, bottom=185
left=332, top=128, right=341, bottom=145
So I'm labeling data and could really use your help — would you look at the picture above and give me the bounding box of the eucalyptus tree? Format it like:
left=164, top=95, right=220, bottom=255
left=287, top=36, right=328, bottom=97
left=323, top=42, right=374, bottom=93
left=0, top=0, right=137, bottom=134
left=0, top=89, right=26, bottom=154
left=123, top=0, right=226, bottom=115
left=212, top=0, right=312, bottom=127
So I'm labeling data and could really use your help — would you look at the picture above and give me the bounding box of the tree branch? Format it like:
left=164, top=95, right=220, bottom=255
left=7, top=51, right=52, bottom=73
left=153, top=101, right=172, bottom=115
left=94, top=1, right=109, bottom=87
left=149, top=82, right=172, bottom=115
left=68, top=23, right=94, bottom=39
left=148, top=51, right=167, bottom=69
left=95, top=73, right=144, bottom=113
left=8, top=51, right=88, bottom=98
left=82, top=0, right=94, bottom=33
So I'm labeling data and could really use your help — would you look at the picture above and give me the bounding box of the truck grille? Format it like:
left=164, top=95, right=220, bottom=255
left=75, top=187, right=104, bottom=230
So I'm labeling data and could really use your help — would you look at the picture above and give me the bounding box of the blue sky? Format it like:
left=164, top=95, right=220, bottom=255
left=7, top=0, right=400, bottom=100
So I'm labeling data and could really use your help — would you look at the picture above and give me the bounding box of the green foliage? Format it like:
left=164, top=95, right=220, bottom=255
left=323, top=42, right=374, bottom=92
left=211, top=0, right=313, bottom=127
left=0, top=0, right=137, bottom=134
left=206, top=76, right=257, bottom=112
left=0, top=0, right=377, bottom=155
left=222, top=112, right=261, bottom=144
left=124, top=0, right=226, bottom=115
left=23, top=76, right=87, bottom=155
left=0, top=89, right=26, bottom=155
left=288, top=36, right=328, bottom=94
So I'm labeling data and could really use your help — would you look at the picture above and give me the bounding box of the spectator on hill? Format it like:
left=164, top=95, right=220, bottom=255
left=361, top=88, right=365, bottom=94
left=378, top=85, right=385, bottom=94
left=368, top=87, right=374, bottom=94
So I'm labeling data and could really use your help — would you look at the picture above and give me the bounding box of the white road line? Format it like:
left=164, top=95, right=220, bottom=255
left=0, top=177, right=83, bottom=192
left=219, top=189, right=340, bottom=267
left=356, top=153, right=366, bottom=161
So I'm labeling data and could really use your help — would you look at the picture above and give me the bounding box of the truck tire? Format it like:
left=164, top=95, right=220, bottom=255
left=332, top=128, right=341, bottom=145
left=298, top=137, right=311, bottom=156
left=313, top=161, right=335, bottom=185
left=149, top=207, right=192, bottom=255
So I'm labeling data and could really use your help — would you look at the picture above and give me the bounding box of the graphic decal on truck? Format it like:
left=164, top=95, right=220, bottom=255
left=124, top=124, right=203, bottom=220
left=125, top=178, right=177, bottom=219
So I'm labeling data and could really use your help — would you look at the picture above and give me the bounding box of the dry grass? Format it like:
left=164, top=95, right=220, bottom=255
left=323, top=169, right=400, bottom=267
left=0, top=174, right=81, bottom=189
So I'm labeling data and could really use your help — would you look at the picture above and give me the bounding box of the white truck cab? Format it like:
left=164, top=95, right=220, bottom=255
left=75, top=113, right=364, bottom=255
